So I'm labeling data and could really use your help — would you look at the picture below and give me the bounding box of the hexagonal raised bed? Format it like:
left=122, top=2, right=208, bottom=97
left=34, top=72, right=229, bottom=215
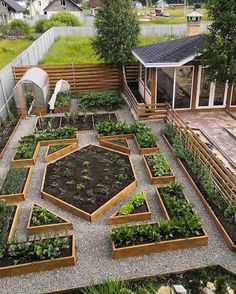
left=42, top=145, right=137, bottom=221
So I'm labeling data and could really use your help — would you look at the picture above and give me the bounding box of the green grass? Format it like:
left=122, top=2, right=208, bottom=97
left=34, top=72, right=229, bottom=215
left=140, top=7, right=210, bottom=25
left=41, top=35, right=172, bottom=64
left=0, top=38, right=32, bottom=69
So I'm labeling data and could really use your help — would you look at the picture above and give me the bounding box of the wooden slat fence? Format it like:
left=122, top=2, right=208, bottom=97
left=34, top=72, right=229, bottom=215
left=166, top=106, right=236, bottom=204
left=13, top=64, right=121, bottom=93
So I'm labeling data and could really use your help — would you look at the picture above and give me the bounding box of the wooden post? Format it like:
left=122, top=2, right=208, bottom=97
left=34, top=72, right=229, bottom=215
left=151, top=68, right=157, bottom=104
left=191, top=64, right=199, bottom=110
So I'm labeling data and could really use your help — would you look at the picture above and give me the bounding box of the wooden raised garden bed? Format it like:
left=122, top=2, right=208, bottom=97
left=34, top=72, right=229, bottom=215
left=42, top=145, right=137, bottom=222
left=0, top=235, right=76, bottom=277
left=142, top=154, right=175, bottom=185
left=45, top=143, right=78, bottom=163
left=12, top=141, right=40, bottom=167
left=0, top=166, right=33, bottom=202
left=108, top=194, right=151, bottom=225
left=111, top=231, right=208, bottom=259
left=12, top=134, right=79, bottom=167
left=162, top=133, right=236, bottom=253
left=111, top=180, right=208, bottom=259
left=133, top=135, right=159, bottom=155
left=54, top=106, right=70, bottom=114
left=8, top=205, right=21, bottom=242
left=27, top=203, right=72, bottom=235
left=0, top=117, right=22, bottom=159
left=99, top=138, right=130, bottom=155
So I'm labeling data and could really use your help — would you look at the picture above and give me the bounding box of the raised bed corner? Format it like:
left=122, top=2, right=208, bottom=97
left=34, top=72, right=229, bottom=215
left=45, top=143, right=78, bottom=163
left=27, top=203, right=73, bottom=235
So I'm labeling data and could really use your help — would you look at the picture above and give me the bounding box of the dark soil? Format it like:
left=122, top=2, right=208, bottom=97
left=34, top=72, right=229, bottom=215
left=36, top=113, right=117, bottom=131
left=75, top=265, right=236, bottom=294
left=0, top=117, right=19, bottom=154
left=116, top=202, right=148, bottom=216
left=164, top=134, right=236, bottom=245
left=0, top=236, right=72, bottom=267
left=43, top=145, right=135, bottom=214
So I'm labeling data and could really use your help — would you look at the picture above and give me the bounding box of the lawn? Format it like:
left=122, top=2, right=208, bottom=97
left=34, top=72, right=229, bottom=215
left=139, top=7, right=210, bottom=25
left=41, top=35, right=173, bottom=64
left=0, top=38, right=32, bottom=69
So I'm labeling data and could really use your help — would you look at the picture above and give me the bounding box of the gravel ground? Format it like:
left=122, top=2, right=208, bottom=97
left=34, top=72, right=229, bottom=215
left=0, top=110, right=235, bottom=294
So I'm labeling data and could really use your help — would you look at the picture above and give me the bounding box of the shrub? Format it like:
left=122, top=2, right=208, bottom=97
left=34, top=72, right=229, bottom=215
left=9, top=20, right=30, bottom=35
left=50, top=12, right=81, bottom=26
left=80, top=91, right=124, bottom=111
left=35, top=19, right=53, bottom=33
left=2, top=20, right=30, bottom=38
left=194, top=3, right=201, bottom=9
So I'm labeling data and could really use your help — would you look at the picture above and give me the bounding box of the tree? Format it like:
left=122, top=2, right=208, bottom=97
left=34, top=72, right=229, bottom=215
left=92, top=0, right=140, bottom=65
left=201, top=0, right=236, bottom=84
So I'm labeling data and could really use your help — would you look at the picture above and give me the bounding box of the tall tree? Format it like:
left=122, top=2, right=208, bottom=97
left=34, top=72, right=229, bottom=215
left=92, top=0, right=140, bottom=65
left=201, top=0, right=236, bottom=83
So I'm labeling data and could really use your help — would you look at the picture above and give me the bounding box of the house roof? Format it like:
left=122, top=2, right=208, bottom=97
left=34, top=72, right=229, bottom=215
left=4, top=0, right=25, bottom=12
left=44, top=0, right=83, bottom=11
left=132, top=34, right=205, bottom=67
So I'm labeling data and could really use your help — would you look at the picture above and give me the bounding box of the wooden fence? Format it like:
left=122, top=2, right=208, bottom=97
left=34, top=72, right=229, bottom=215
left=166, top=107, right=236, bottom=204
left=13, top=64, right=121, bottom=93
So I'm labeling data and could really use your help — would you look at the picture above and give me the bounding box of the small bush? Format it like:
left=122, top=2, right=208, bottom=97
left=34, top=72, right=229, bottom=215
left=35, top=19, right=64, bottom=33
left=2, top=20, right=30, bottom=38
left=50, top=12, right=81, bottom=26
left=80, top=91, right=124, bottom=111
left=194, top=3, right=201, bottom=9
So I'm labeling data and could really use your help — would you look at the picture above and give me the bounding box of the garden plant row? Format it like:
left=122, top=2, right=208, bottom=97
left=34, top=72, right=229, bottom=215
left=162, top=123, right=236, bottom=253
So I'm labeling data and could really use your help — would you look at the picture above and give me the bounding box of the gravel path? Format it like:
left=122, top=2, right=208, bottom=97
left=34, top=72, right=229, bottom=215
left=0, top=112, right=235, bottom=294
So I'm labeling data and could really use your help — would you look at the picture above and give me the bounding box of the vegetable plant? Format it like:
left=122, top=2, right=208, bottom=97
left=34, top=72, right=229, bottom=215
left=118, top=192, right=146, bottom=215
left=31, top=205, right=63, bottom=226
left=146, top=153, right=171, bottom=177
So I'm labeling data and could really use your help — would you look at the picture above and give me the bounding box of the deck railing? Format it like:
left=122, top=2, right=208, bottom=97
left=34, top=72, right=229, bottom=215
left=122, top=65, right=168, bottom=119
left=166, top=106, right=236, bottom=204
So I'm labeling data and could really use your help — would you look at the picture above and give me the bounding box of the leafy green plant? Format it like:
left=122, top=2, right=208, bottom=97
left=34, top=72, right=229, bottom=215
left=8, top=236, right=69, bottom=265
left=55, top=90, right=71, bottom=108
left=0, top=166, right=28, bottom=195
left=50, top=12, right=81, bottom=26
left=146, top=153, right=171, bottom=177
left=118, top=192, right=146, bottom=215
left=31, top=206, right=63, bottom=226
left=15, top=135, right=37, bottom=159
left=224, top=204, right=236, bottom=224
left=48, top=144, right=69, bottom=155
left=135, top=131, right=157, bottom=148
left=34, top=125, right=76, bottom=141
left=0, top=200, right=14, bottom=258
left=80, top=91, right=124, bottom=111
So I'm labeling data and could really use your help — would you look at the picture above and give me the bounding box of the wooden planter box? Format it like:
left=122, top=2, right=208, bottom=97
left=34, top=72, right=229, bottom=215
left=41, top=148, right=137, bottom=222
left=142, top=154, right=175, bottom=185
left=54, top=106, right=70, bottom=114
left=27, top=203, right=72, bottom=235
left=133, top=135, right=159, bottom=155
left=12, top=134, right=78, bottom=167
left=0, top=235, right=76, bottom=277
left=45, top=143, right=78, bottom=163
left=99, top=139, right=130, bottom=155
left=0, top=117, right=22, bottom=160
left=0, top=167, right=33, bottom=202
left=35, top=106, right=48, bottom=116
left=162, top=133, right=236, bottom=253
left=108, top=198, right=151, bottom=225
left=111, top=233, right=208, bottom=259
left=98, top=134, right=134, bottom=142
left=8, top=205, right=21, bottom=243
left=12, top=142, right=40, bottom=167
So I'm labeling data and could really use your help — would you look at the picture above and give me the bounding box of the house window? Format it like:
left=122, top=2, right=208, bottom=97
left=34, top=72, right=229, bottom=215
left=2, top=1, right=6, bottom=7
left=198, top=67, right=211, bottom=107
left=156, top=67, right=174, bottom=106
left=146, top=68, right=152, bottom=92
left=140, top=63, right=145, bottom=83
left=38, top=1, right=41, bottom=6
left=174, top=66, right=193, bottom=109
left=60, top=0, right=66, bottom=5
left=213, top=82, right=226, bottom=106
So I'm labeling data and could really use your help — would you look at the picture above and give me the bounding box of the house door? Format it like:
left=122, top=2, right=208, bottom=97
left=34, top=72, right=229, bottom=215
left=196, top=67, right=227, bottom=108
